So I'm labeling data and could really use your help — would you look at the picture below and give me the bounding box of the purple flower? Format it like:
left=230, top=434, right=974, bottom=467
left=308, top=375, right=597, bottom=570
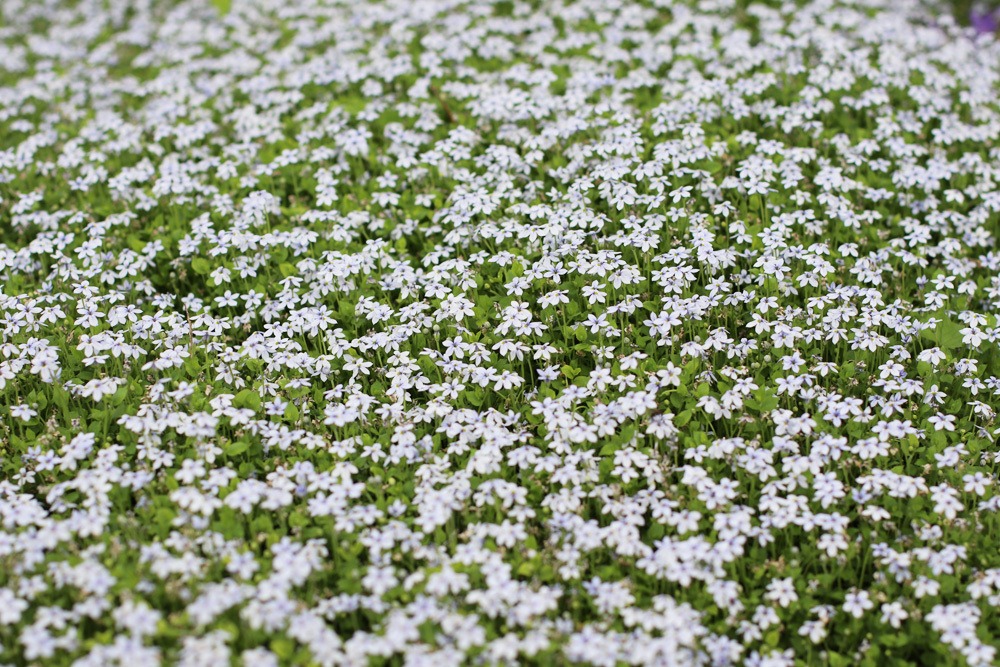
left=970, top=6, right=1000, bottom=34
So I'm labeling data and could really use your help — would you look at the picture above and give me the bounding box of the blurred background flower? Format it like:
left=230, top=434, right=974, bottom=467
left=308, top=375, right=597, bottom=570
left=970, top=4, right=1000, bottom=31
left=951, top=1, right=1000, bottom=32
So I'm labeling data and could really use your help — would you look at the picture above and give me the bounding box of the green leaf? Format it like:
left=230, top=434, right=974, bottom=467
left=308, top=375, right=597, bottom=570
left=191, top=257, right=211, bottom=275
left=234, top=389, right=261, bottom=411
left=828, top=652, right=853, bottom=667
left=920, top=317, right=964, bottom=350
left=753, top=387, right=779, bottom=412
left=270, top=638, right=294, bottom=660
left=225, top=440, right=250, bottom=456
left=211, top=0, right=232, bottom=15
left=251, top=514, right=273, bottom=534
left=52, top=388, right=70, bottom=416
left=334, top=95, right=368, bottom=114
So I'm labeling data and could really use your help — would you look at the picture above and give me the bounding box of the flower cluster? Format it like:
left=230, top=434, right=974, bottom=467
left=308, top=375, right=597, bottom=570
left=0, top=0, right=999, bottom=664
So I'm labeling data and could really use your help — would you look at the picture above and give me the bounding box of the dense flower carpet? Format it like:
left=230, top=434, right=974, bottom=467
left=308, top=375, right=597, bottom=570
left=1, top=0, right=1000, bottom=664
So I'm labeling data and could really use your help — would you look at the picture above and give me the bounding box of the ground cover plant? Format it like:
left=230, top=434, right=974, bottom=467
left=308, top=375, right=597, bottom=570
left=0, top=0, right=1000, bottom=664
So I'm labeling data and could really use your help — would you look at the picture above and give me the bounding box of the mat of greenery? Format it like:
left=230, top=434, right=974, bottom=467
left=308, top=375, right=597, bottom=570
left=0, top=0, right=999, bottom=665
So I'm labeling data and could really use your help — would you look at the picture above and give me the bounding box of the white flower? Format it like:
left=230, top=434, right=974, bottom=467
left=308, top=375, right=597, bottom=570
left=843, top=591, right=874, bottom=619
left=10, top=404, right=36, bottom=421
